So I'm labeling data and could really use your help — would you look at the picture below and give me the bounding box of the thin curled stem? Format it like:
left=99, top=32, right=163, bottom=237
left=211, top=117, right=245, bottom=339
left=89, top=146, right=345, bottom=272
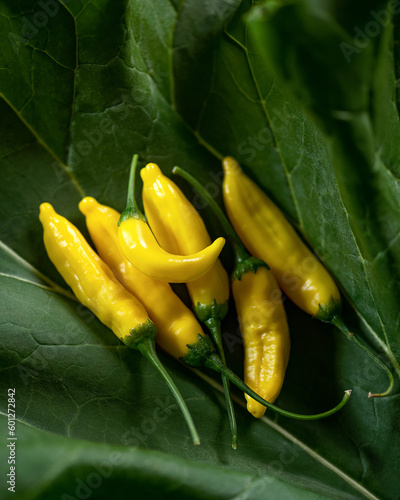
left=205, top=353, right=352, bottom=421
left=331, top=315, right=394, bottom=398
left=126, top=154, right=139, bottom=213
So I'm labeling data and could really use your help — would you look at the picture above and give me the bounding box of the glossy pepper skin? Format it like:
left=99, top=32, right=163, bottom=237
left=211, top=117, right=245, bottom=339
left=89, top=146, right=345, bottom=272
left=79, top=197, right=206, bottom=359
left=232, top=265, right=290, bottom=417
left=118, top=156, right=225, bottom=283
left=39, top=202, right=201, bottom=445
left=222, top=156, right=340, bottom=320
left=141, top=163, right=229, bottom=324
left=140, top=164, right=237, bottom=447
left=39, top=203, right=151, bottom=346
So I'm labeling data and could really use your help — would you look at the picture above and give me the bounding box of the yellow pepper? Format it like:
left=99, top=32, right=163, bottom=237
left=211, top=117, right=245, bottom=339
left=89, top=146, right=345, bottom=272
left=222, top=156, right=340, bottom=318
left=140, top=164, right=237, bottom=447
left=39, top=203, right=149, bottom=341
left=118, top=155, right=225, bottom=283
left=221, top=156, right=393, bottom=398
left=232, top=266, right=290, bottom=418
left=173, top=167, right=290, bottom=418
left=141, top=163, right=229, bottom=311
left=39, top=202, right=200, bottom=445
left=79, top=196, right=205, bottom=360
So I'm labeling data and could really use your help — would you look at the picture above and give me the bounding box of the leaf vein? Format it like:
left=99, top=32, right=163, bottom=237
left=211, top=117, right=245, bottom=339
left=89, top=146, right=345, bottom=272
left=0, top=240, right=77, bottom=302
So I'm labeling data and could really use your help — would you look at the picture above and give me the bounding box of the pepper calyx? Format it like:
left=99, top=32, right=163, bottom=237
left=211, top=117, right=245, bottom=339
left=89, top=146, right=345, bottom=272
left=231, top=257, right=269, bottom=281
left=194, top=299, right=229, bottom=323
left=123, top=318, right=157, bottom=350
left=118, top=207, right=146, bottom=225
left=181, top=334, right=215, bottom=367
left=315, top=296, right=342, bottom=322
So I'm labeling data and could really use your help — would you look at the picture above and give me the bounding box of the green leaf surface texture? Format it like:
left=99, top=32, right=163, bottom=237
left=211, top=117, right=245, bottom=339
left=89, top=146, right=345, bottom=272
left=0, top=1, right=399, bottom=499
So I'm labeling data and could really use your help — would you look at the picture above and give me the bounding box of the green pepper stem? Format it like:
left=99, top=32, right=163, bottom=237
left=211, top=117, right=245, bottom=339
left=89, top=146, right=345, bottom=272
left=137, top=337, right=200, bottom=445
left=204, top=353, right=352, bottom=420
left=127, top=154, right=139, bottom=213
left=205, top=318, right=237, bottom=449
left=119, top=154, right=145, bottom=224
left=331, top=315, right=394, bottom=398
left=173, top=166, right=249, bottom=265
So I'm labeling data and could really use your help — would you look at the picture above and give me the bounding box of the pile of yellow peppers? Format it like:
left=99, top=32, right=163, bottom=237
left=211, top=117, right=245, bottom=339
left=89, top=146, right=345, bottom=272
left=40, top=154, right=392, bottom=448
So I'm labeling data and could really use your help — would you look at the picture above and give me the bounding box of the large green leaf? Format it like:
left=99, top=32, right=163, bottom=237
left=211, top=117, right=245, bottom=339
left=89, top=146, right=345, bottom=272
left=246, top=0, right=400, bottom=375
left=0, top=1, right=398, bottom=499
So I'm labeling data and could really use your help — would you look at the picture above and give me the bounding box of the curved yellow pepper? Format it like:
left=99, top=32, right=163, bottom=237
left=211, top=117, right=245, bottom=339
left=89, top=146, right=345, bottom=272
left=39, top=202, right=200, bottom=445
left=140, top=164, right=237, bottom=446
left=140, top=163, right=229, bottom=313
left=222, top=156, right=340, bottom=319
left=79, top=196, right=205, bottom=359
left=118, top=155, right=225, bottom=283
left=232, top=266, right=290, bottom=418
